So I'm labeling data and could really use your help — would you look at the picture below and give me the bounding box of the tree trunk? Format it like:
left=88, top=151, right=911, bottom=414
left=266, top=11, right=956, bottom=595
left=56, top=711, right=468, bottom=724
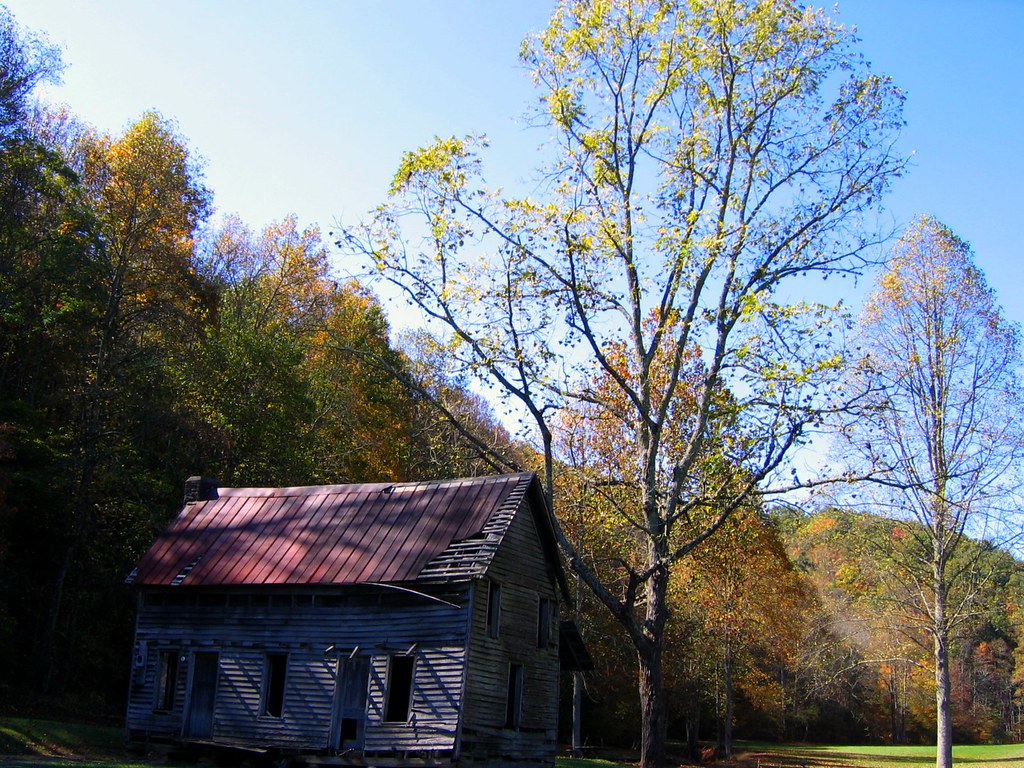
left=638, top=559, right=669, bottom=768
left=721, top=641, right=734, bottom=757
left=889, top=663, right=909, bottom=745
left=41, top=396, right=101, bottom=692
left=572, top=671, right=583, bottom=757
left=929, top=500, right=952, bottom=768
left=686, top=695, right=701, bottom=761
left=41, top=548, right=72, bottom=691
left=935, top=609, right=953, bottom=768
left=888, top=667, right=900, bottom=744
left=41, top=243, right=122, bottom=692
left=638, top=641, right=666, bottom=768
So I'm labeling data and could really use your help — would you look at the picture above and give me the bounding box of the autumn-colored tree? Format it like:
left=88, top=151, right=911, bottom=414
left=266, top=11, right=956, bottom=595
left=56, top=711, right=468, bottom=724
left=0, top=11, right=100, bottom=697
left=32, top=111, right=214, bottom=690
left=397, top=330, right=535, bottom=480
left=1006, top=566, right=1024, bottom=742
left=190, top=215, right=415, bottom=486
left=0, top=101, right=214, bottom=698
left=1, top=4, right=524, bottom=715
left=841, top=216, right=1024, bottom=768
left=312, top=281, right=415, bottom=481
left=346, top=2, right=905, bottom=762
left=0, top=18, right=87, bottom=415
left=778, top=504, right=1024, bottom=746
left=191, top=216, right=329, bottom=484
left=776, top=507, right=935, bottom=743
left=942, top=543, right=1022, bottom=743
left=676, top=508, right=813, bottom=755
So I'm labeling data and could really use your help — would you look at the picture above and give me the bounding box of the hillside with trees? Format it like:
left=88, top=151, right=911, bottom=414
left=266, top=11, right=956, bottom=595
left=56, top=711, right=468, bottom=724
left=567, top=505, right=1024, bottom=753
left=777, top=507, right=1024, bottom=745
left=0, top=6, right=517, bottom=715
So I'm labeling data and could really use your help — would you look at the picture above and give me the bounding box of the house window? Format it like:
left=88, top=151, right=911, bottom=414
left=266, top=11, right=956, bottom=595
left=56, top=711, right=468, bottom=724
left=384, top=655, right=415, bottom=722
left=504, top=663, right=524, bottom=729
left=155, top=650, right=179, bottom=712
left=487, top=581, right=501, bottom=639
left=537, top=597, right=552, bottom=648
left=262, top=653, right=288, bottom=718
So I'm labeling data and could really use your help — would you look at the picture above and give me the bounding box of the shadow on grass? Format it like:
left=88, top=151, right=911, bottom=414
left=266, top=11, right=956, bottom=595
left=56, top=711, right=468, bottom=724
left=0, top=718, right=178, bottom=768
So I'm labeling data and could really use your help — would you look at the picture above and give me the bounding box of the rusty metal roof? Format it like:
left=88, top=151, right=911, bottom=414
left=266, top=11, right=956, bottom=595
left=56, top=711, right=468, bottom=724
left=131, top=473, right=553, bottom=589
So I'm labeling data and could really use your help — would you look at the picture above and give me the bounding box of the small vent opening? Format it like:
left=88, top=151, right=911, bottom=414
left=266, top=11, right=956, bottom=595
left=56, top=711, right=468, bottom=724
left=170, top=555, right=203, bottom=586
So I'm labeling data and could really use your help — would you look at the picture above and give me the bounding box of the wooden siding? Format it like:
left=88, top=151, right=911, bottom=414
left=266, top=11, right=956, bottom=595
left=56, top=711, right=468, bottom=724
left=460, top=495, right=561, bottom=766
left=126, top=587, right=470, bottom=753
left=127, top=642, right=188, bottom=737
left=363, top=648, right=465, bottom=753
left=125, top=473, right=567, bottom=765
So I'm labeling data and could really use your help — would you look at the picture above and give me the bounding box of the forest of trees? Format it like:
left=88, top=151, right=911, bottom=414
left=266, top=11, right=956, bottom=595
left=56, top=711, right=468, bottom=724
left=1, top=2, right=1023, bottom=762
left=573, top=506, right=1024, bottom=753
left=0, top=6, right=514, bottom=715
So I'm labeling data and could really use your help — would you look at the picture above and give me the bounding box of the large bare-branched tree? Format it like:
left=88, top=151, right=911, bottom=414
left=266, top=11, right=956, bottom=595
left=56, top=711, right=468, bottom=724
left=841, top=215, right=1024, bottom=768
left=344, top=1, right=905, bottom=764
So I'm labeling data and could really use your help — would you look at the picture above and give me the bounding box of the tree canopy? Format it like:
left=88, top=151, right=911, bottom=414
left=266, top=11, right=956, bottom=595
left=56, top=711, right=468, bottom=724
left=840, top=215, right=1024, bottom=768
left=346, top=1, right=906, bottom=764
left=0, top=10, right=453, bottom=705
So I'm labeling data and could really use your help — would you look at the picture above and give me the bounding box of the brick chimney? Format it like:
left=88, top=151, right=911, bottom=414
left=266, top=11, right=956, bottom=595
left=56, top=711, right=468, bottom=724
left=184, top=476, right=219, bottom=503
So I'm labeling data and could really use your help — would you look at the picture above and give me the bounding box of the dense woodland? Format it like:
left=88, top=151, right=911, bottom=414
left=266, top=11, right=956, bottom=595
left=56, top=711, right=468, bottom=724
left=572, top=507, right=1024, bottom=752
left=2, top=3, right=1023, bottom=756
left=0, top=6, right=512, bottom=714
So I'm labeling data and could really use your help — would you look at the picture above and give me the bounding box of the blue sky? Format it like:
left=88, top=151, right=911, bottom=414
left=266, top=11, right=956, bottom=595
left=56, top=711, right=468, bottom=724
left=6, top=0, right=1023, bottom=329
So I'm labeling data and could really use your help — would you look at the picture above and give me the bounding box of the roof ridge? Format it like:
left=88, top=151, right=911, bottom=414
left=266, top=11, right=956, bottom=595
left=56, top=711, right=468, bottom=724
left=215, top=472, right=535, bottom=498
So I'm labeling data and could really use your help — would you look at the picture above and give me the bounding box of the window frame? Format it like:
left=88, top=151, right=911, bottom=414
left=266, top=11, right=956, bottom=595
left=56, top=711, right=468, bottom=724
left=537, top=596, right=553, bottom=649
left=262, top=652, right=289, bottom=718
left=154, top=649, right=179, bottom=713
left=504, top=662, right=524, bottom=730
left=383, top=654, right=416, bottom=723
left=486, top=581, right=502, bottom=639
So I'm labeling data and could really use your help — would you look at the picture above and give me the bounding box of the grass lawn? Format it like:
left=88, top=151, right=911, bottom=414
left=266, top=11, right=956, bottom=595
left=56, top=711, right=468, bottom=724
left=732, top=741, right=1024, bottom=767
left=559, top=743, right=1024, bottom=768
left=2, top=719, right=1024, bottom=768
left=0, top=717, right=174, bottom=768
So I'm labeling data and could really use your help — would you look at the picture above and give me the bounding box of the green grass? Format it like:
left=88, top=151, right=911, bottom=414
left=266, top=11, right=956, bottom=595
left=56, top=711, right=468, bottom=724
left=555, top=743, right=1024, bottom=768
left=0, top=717, right=122, bottom=757
left=0, top=717, right=166, bottom=768
left=3, top=721, right=1024, bottom=768
left=735, top=741, right=1024, bottom=767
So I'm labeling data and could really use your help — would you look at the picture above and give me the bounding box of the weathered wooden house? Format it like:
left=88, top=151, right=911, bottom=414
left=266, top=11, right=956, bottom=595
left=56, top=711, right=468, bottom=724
left=125, top=472, right=589, bottom=766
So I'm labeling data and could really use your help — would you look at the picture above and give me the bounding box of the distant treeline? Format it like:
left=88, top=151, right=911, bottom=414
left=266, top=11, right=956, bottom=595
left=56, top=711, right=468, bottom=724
left=571, top=505, right=1024, bottom=751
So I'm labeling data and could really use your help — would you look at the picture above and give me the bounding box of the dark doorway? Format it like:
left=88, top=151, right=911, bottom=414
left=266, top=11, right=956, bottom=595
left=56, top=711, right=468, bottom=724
left=332, top=656, right=369, bottom=751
